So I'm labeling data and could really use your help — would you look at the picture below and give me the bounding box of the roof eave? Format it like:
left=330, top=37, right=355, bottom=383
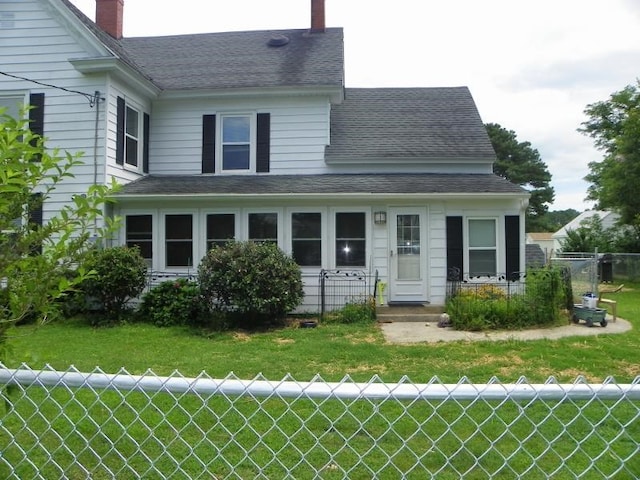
left=324, top=156, right=497, bottom=165
left=69, top=57, right=161, bottom=97
left=157, top=85, right=344, bottom=103
left=111, top=191, right=530, bottom=202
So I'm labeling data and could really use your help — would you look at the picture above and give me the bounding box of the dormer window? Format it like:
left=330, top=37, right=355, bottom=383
left=202, top=113, right=270, bottom=174
left=222, top=115, right=251, bottom=171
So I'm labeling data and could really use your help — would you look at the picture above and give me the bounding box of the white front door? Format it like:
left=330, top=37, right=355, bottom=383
left=389, top=208, right=427, bottom=303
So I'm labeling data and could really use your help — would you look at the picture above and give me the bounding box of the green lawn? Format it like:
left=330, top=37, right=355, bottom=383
left=1, top=283, right=639, bottom=479
left=4, top=283, right=640, bottom=383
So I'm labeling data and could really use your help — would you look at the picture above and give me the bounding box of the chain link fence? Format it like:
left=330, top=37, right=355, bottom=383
left=1, top=365, right=639, bottom=479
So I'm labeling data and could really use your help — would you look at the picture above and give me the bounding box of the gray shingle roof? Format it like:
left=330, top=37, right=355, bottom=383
left=61, top=0, right=344, bottom=91
left=325, top=88, right=496, bottom=162
left=118, top=174, right=526, bottom=196
left=119, top=29, right=344, bottom=90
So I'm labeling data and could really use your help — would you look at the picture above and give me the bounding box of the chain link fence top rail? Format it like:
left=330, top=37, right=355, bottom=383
left=1, top=365, right=639, bottom=479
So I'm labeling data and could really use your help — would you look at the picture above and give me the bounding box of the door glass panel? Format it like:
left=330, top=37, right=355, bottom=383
left=396, top=214, right=420, bottom=280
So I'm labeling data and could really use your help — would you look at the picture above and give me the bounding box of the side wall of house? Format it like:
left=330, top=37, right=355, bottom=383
left=0, top=0, right=124, bottom=234
left=149, top=96, right=495, bottom=176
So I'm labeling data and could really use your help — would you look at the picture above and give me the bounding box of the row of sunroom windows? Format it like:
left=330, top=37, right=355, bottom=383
left=125, top=211, right=367, bottom=270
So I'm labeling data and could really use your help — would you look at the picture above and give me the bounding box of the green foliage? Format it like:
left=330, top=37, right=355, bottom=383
left=485, top=123, right=555, bottom=230
left=580, top=81, right=640, bottom=224
left=530, top=208, right=580, bottom=233
left=446, top=268, right=565, bottom=331
left=559, top=215, right=614, bottom=253
left=138, top=279, right=210, bottom=327
left=559, top=214, right=640, bottom=253
left=0, top=109, right=117, bottom=348
left=324, top=297, right=376, bottom=324
left=82, top=246, right=147, bottom=321
left=198, top=241, right=304, bottom=327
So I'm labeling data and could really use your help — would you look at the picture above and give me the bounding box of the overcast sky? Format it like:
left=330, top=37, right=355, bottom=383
left=70, top=0, right=640, bottom=212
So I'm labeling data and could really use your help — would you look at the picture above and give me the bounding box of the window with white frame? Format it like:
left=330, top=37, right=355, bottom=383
left=468, top=218, right=497, bottom=276
left=292, top=212, right=321, bottom=267
left=165, top=214, right=193, bottom=267
left=335, top=212, right=366, bottom=267
left=206, top=213, right=235, bottom=251
left=125, top=105, right=140, bottom=167
left=0, top=94, right=24, bottom=119
left=126, top=215, right=153, bottom=266
left=221, top=115, right=251, bottom=171
left=248, top=212, right=277, bottom=244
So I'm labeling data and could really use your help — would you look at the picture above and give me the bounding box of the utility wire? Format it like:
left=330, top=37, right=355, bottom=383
left=0, top=71, right=104, bottom=107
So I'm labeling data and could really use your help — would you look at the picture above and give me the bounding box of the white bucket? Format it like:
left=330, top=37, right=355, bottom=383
left=583, top=294, right=597, bottom=309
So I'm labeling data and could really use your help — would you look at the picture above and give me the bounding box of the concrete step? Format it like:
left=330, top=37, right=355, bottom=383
left=376, top=304, right=445, bottom=323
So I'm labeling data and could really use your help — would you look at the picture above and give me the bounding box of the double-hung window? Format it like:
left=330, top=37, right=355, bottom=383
left=292, top=212, right=321, bottom=267
left=468, top=218, right=497, bottom=276
left=126, top=215, right=153, bottom=266
left=249, top=213, right=277, bottom=244
left=335, top=212, right=366, bottom=267
left=222, top=115, right=251, bottom=171
left=206, top=213, right=235, bottom=250
left=125, top=106, right=140, bottom=167
left=0, top=94, right=24, bottom=119
left=165, top=214, right=193, bottom=267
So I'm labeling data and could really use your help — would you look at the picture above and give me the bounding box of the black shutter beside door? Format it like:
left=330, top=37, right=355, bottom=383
left=446, top=216, right=464, bottom=280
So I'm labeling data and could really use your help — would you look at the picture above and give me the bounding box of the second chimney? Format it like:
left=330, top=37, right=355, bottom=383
left=311, top=0, right=325, bottom=33
left=96, top=0, right=124, bottom=39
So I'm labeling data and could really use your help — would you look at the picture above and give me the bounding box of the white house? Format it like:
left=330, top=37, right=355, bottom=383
left=0, top=0, right=529, bottom=309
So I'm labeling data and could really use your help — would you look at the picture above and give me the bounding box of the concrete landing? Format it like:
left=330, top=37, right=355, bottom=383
left=376, top=304, right=444, bottom=323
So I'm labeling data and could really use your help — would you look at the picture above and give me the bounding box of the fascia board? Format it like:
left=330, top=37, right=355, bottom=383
left=324, top=156, right=496, bottom=165
left=111, top=191, right=530, bottom=203
left=157, top=85, right=344, bottom=103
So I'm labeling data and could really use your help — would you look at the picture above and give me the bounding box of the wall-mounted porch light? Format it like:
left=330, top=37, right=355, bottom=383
left=374, top=211, right=387, bottom=225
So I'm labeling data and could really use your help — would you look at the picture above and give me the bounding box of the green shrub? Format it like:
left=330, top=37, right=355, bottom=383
left=82, top=246, right=147, bottom=321
left=138, top=278, right=210, bottom=327
left=324, top=297, right=376, bottom=324
left=446, top=267, right=566, bottom=331
left=198, top=241, right=304, bottom=328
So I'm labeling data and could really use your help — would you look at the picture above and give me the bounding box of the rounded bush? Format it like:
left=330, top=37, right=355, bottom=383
left=82, top=246, right=147, bottom=320
left=138, top=278, right=209, bottom=327
left=198, top=241, right=304, bottom=327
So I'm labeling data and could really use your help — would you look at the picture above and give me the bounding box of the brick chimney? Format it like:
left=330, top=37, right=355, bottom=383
left=311, top=0, right=325, bottom=33
left=96, top=0, right=124, bottom=39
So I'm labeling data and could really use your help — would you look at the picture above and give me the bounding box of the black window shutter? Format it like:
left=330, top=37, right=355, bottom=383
left=116, top=96, right=125, bottom=165
left=256, top=113, right=271, bottom=173
left=202, top=114, right=216, bottom=173
left=505, top=215, right=521, bottom=280
left=446, top=216, right=464, bottom=281
left=143, top=113, right=150, bottom=173
left=28, top=193, right=43, bottom=255
left=29, top=93, right=45, bottom=161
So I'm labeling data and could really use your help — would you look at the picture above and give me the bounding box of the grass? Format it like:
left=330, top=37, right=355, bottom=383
left=5, top=284, right=640, bottom=383
left=1, top=282, right=639, bottom=478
